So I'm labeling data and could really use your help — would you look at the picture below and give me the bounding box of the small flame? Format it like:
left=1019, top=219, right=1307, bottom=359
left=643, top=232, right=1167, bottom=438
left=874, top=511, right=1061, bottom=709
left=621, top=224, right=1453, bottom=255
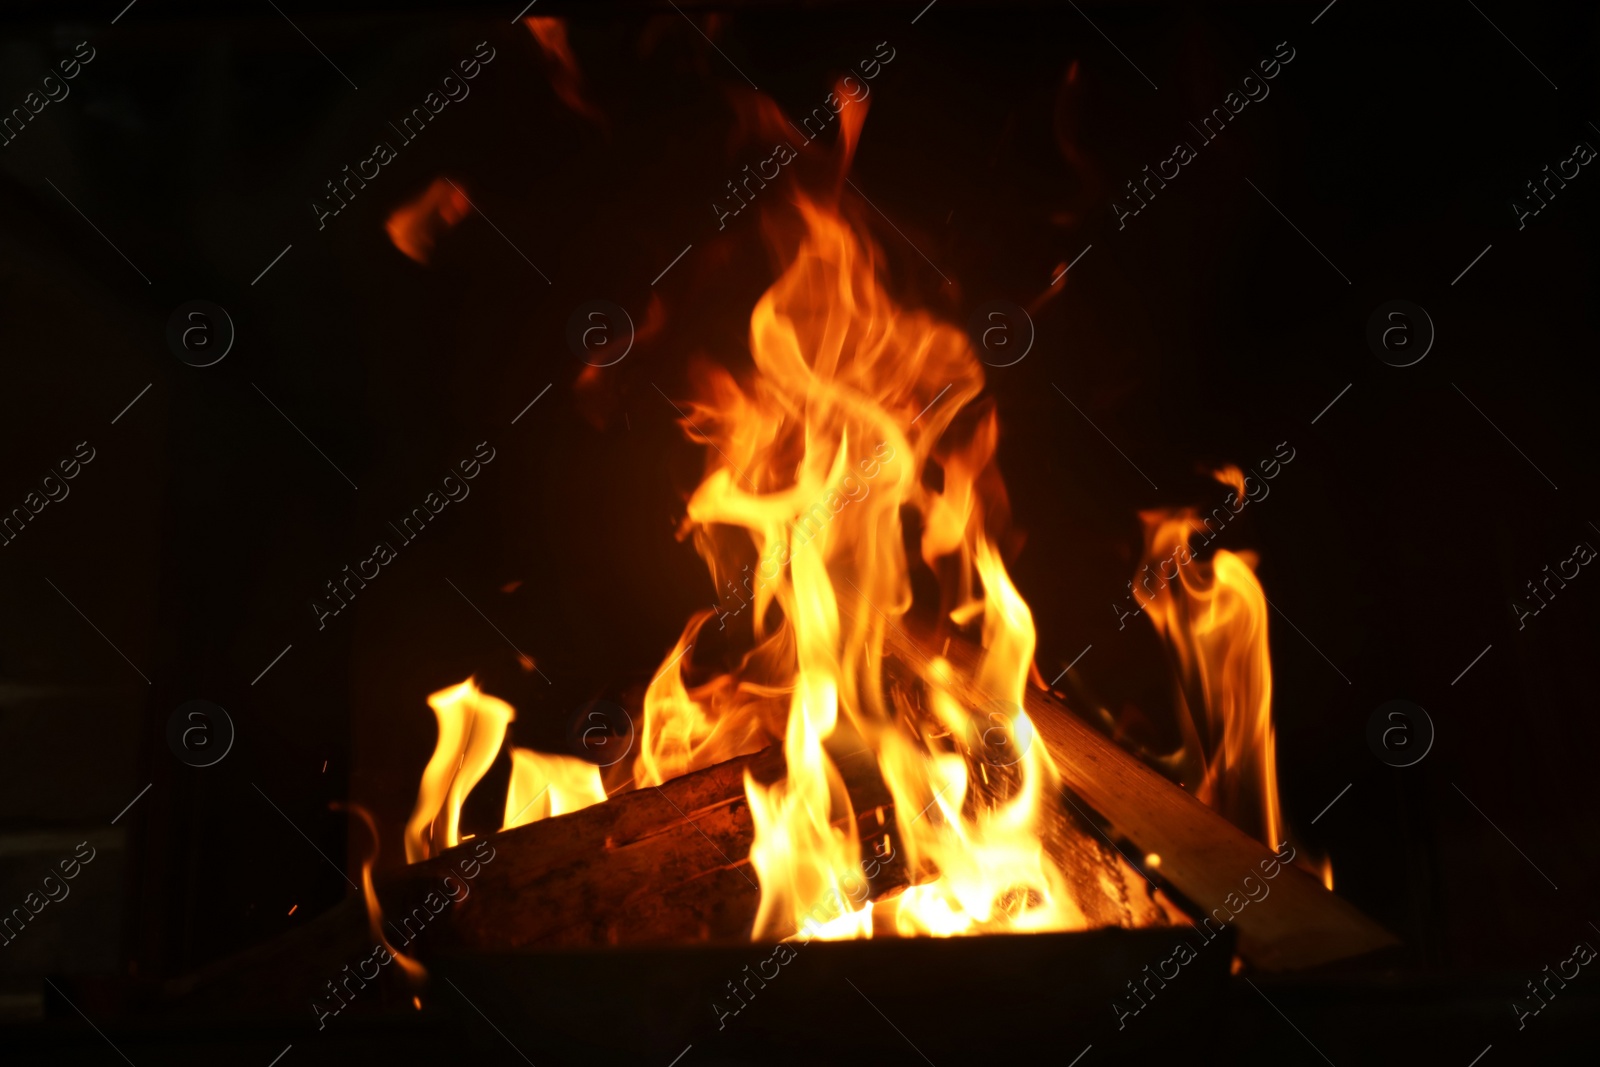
left=524, top=17, right=605, bottom=125
left=404, top=678, right=514, bottom=863
left=504, top=747, right=607, bottom=828
left=340, top=801, right=426, bottom=981
left=386, top=177, right=470, bottom=264
left=403, top=678, right=609, bottom=851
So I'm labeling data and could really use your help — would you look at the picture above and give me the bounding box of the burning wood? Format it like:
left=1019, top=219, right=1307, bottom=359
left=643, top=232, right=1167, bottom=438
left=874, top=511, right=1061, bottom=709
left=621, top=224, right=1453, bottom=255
left=385, top=732, right=1162, bottom=953
left=381, top=627, right=1387, bottom=970
left=903, top=631, right=1397, bottom=971
left=381, top=76, right=1392, bottom=973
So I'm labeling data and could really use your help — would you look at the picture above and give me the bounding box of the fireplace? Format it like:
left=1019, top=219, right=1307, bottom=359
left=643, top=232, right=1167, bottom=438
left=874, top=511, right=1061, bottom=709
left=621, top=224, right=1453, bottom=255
left=2, top=2, right=1598, bottom=1064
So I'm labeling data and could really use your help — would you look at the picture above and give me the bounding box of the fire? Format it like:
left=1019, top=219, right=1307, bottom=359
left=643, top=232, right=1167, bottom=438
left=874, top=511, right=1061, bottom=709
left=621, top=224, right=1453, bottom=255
left=386, top=177, right=470, bottom=264
left=638, top=182, right=1088, bottom=940
left=404, top=678, right=609, bottom=862
left=878, top=544, right=1086, bottom=937
left=395, top=75, right=1312, bottom=943
left=341, top=801, right=425, bottom=980
left=524, top=17, right=604, bottom=125
left=504, top=746, right=606, bottom=827
left=404, top=678, right=513, bottom=863
left=1134, top=469, right=1331, bottom=887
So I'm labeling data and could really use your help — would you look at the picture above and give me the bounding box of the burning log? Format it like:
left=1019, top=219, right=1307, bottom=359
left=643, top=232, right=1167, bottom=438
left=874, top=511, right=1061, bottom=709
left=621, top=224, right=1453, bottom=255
left=385, top=744, right=795, bottom=951
left=166, top=640, right=1380, bottom=1021
left=378, top=634, right=1389, bottom=968
left=382, top=726, right=1163, bottom=955
left=900, top=630, right=1400, bottom=972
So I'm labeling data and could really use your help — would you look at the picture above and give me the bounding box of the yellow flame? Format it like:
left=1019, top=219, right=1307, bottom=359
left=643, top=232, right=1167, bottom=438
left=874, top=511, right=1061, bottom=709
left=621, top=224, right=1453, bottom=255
left=404, top=678, right=514, bottom=863
left=880, top=547, right=1087, bottom=937
left=640, top=183, right=1087, bottom=940
left=399, top=82, right=1297, bottom=937
left=504, top=747, right=606, bottom=827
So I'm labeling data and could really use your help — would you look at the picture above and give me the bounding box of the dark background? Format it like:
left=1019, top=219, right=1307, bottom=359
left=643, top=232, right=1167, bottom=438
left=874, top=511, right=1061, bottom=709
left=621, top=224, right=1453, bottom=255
left=0, top=0, right=1596, bottom=1060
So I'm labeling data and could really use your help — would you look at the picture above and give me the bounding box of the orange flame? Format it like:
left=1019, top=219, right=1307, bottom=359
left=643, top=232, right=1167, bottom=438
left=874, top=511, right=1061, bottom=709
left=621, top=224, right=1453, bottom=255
left=639, top=164, right=1087, bottom=937
left=397, top=73, right=1302, bottom=940
left=524, top=17, right=605, bottom=125
left=386, top=177, right=470, bottom=264
left=403, top=678, right=514, bottom=863
left=339, top=801, right=426, bottom=981
left=1134, top=468, right=1330, bottom=887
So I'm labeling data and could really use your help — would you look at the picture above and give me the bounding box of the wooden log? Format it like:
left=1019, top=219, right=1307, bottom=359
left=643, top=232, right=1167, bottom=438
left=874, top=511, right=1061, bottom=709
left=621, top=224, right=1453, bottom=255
left=897, top=629, right=1399, bottom=971
left=383, top=710, right=1165, bottom=953
left=181, top=626, right=1348, bottom=1015
left=380, top=743, right=885, bottom=952
left=162, top=729, right=1158, bottom=1019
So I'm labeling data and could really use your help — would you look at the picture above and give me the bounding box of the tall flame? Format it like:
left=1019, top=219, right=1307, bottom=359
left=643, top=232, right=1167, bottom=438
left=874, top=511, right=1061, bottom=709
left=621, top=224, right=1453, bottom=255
left=640, top=189, right=1085, bottom=940
left=1134, top=468, right=1330, bottom=887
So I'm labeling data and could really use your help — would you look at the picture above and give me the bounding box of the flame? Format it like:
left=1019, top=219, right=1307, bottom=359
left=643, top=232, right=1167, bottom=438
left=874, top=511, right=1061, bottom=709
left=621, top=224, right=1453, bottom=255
left=880, top=546, right=1086, bottom=937
left=504, top=747, right=607, bottom=827
left=524, top=17, right=605, bottom=125
left=339, top=801, right=426, bottom=980
left=403, top=678, right=514, bottom=863
left=639, top=167, right=1088, bottom=939
left=1134, top=469, right=1330, bottom=886
left=386, top=177, right=470, bottom=264
left=395, top=75, right=1303, bottom=941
